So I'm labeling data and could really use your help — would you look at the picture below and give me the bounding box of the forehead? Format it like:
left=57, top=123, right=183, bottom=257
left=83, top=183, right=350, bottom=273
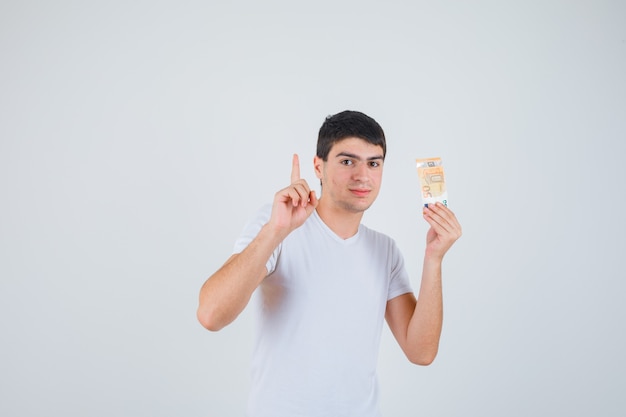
left=329, top=137, right=384, bottom=157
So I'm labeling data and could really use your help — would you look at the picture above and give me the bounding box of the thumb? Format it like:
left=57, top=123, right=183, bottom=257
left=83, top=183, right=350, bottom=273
left=305, top=190, right=319, bottom=215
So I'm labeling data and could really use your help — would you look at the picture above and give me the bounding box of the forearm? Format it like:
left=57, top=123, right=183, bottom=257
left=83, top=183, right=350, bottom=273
left=406, top=255, right=444, bottom=364
left=197, top=223, right=284, bottom=331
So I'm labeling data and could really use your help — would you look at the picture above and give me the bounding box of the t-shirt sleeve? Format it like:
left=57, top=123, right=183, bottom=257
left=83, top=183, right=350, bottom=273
left=232, top=204, right=280, bottom=275
left=387, top=239, right=413, bottom=300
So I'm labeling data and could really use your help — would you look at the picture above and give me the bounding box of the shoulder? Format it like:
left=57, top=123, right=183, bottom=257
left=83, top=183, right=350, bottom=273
left=360, top=223, right=391, bottom=240
left=257, top=203, right=273, bottom=219
left=233, top=203, right=273, bottom=252
left=358, top=224, right=407, bottom=273
left=243, top=203, right=272, bottom=227
left=359, top=224, right=399, bottom=250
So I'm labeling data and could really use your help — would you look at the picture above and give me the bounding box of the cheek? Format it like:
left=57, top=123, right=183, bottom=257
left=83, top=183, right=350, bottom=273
left=336, top=171, right=353, bottom=185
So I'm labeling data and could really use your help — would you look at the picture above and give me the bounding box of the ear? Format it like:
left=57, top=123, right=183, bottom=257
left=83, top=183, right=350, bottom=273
left=313, top=155, right=323, bottom=180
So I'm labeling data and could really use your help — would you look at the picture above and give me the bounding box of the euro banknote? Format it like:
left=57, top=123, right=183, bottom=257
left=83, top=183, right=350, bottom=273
left=416, top=157, right=448, bottom=207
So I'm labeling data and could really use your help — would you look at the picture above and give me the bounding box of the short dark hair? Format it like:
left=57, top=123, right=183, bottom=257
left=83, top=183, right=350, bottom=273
left=316, top=110, right=386, bottom=161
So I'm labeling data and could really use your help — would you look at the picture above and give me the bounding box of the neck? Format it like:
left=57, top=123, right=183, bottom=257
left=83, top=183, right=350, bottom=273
left=315, top=198, right=364, bottom=239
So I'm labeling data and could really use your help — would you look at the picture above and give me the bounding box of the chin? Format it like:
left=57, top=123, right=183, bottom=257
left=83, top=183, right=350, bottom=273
left=341, top=200, right=374, bottom=213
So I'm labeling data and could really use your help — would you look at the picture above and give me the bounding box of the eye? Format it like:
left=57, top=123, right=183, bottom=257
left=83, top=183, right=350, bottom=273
left=341, top=159, right=353, bottom=166
left=369, top=161, right=381, bottom=168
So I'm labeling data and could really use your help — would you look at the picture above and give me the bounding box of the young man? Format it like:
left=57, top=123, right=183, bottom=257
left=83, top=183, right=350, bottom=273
left=197, top=110, right=462, bottom=417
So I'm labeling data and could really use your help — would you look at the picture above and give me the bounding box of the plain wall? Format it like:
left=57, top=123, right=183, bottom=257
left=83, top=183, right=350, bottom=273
left=1, top=1, right=625, bottom=416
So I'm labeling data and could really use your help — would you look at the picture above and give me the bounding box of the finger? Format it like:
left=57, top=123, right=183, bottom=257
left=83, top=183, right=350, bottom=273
left=286, top=187, right=302, bottom=207
left=423, top=204, right=453, bottom=233
left=286, top=181, right=311, bottom=204
left=305, top=190, right=319, bottom=215
left=424, top=203, right=462, bottom=237
left=309, top=190, right=319, bottom=207
left=276, top=182, right=304, bottom=204
left=423, top=209, right=446, bottom=234
left=290, top=183, right=311, bottom=206
left=431, top=203, right=462, bottom=232
left=291, top=154, right=301, bottom=184
left=426, top=202, right=456, bottom=221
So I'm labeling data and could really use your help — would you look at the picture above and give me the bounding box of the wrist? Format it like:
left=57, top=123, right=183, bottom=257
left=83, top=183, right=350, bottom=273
left=261, top=222, right=290, bottom=245
left=423, top=251, right=444, bottom=265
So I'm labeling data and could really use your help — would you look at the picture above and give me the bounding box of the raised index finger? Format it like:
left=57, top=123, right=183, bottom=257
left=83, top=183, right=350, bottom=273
left=291, top=153, right=301, bottom=183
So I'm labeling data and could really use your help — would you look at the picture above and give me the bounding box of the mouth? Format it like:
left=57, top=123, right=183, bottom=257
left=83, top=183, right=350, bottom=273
left=349, top=188, right=371, bottom=197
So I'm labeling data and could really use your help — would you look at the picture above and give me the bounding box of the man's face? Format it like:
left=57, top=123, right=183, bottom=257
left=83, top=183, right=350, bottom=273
left=314, top=137, right=384, bottom=213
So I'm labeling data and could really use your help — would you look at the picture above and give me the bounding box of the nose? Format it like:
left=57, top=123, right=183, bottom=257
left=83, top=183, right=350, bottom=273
left=352, top=161, right=368, bottom=181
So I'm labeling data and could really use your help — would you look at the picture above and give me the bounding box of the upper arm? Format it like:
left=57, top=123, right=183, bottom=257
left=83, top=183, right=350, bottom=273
left=385, top=292, right=417, bottom=353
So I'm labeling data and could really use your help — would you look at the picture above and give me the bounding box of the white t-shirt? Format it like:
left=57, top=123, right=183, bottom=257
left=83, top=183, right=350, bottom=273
left=233, top=205, right=413, bottom=417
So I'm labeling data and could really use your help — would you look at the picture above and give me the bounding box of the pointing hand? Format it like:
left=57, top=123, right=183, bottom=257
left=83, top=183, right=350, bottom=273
left=269, top=154, right=319, bottom=237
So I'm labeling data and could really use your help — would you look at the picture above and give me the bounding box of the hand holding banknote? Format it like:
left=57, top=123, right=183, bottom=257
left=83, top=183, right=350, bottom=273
left=422, top=202, right=462, bottom=261
left=416, top=157, right=461, bottom=259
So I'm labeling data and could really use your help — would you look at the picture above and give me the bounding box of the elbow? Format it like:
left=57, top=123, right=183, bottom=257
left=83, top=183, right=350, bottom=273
left=409, top=355, right=436, bottom=366
left=196, top=304, right=227, bottom=332
left=407, top=349, right=438, bottom=366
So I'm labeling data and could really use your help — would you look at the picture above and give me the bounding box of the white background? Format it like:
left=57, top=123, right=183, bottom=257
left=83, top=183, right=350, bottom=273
left=1, top=1, right=625, bottom=416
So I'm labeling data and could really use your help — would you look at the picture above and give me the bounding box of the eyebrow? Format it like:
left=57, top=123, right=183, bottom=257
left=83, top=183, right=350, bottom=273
left=335, top=151, right=384, bottom=161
